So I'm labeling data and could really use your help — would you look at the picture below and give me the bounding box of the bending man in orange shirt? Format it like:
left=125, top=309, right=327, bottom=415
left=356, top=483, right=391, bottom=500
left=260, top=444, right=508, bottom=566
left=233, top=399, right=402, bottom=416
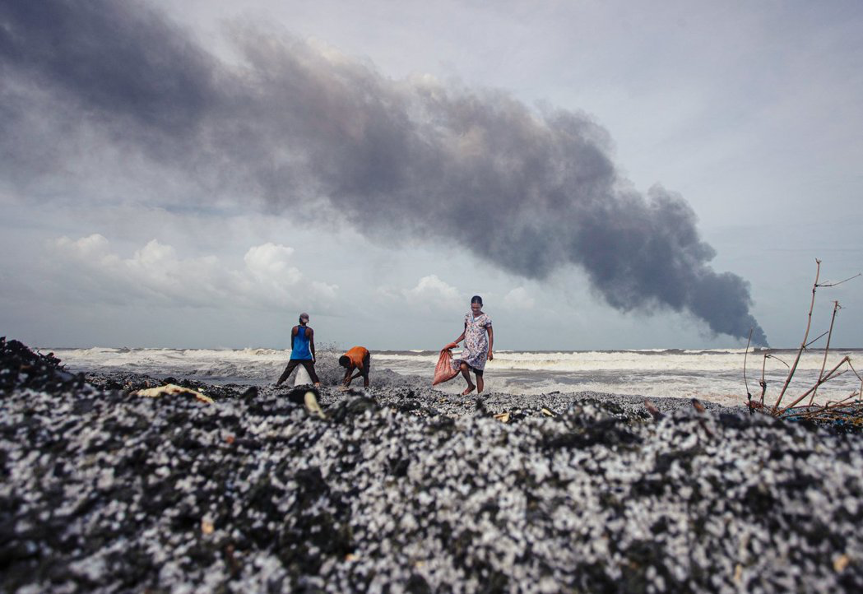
left=339, top=346, right=371, bottom=389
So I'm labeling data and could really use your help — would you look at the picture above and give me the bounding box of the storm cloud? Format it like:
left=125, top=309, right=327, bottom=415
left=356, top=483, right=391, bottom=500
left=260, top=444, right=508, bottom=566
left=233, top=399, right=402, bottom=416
left=0, top=0, right=767, bottom=344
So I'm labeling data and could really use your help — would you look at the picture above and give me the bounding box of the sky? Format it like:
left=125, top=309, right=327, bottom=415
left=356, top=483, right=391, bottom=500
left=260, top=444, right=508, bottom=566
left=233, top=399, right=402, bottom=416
left=0, top=0, right=861, bottom=351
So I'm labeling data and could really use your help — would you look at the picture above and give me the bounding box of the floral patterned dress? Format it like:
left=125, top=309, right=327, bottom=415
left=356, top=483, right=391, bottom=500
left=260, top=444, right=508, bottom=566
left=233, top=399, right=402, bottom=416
left=453, top=312, right=492, bottom=371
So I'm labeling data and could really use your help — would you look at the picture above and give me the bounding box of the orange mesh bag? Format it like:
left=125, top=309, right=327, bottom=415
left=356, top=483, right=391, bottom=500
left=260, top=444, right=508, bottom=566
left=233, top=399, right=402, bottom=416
left=432, top=348, right=460, bottom=386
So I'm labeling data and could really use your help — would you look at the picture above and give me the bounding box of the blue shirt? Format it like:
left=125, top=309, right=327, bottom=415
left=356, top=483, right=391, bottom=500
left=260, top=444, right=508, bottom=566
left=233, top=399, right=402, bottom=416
left=291, top=325, right=313, bottom=360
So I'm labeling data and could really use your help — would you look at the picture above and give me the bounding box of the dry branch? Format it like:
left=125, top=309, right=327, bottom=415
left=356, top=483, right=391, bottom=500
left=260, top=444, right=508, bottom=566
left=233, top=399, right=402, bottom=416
left=774, top=259, right=821, bottom=410
left=779, top=356, right=851, bottom=413
left=809, top=301, right=840, bottom=406
left=746, top=259, right=861, bottom=430
left=744, top=328, right=753, bottom=410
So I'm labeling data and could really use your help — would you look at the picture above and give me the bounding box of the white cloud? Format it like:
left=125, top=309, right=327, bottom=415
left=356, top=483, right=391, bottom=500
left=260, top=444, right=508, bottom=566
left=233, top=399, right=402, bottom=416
left=375, top=274, right=466, bottom=320
left=47, top=235, right=336, bottom=311
left=402, top=275, right=463, bottom=310
left=243, top=243, right=299, bottom=281
left=503, top=286, right=535, bottom=310
left=55, top=233, right=112, bottom=258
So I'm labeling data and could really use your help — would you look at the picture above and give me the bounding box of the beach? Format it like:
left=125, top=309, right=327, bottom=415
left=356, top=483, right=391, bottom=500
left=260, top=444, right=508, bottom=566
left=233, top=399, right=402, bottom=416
left=1, top=338, right=861, bottom=593
left=48, top=346, right=864, bottom=408
left=3, top=0, right=861, bottom=592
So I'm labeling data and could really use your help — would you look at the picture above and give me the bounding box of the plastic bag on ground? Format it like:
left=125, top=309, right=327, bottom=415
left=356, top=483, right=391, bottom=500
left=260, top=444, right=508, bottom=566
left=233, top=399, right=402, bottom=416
left=432, top=348, right=460, bottom=386
left=134, top=384, right=214, bottom=404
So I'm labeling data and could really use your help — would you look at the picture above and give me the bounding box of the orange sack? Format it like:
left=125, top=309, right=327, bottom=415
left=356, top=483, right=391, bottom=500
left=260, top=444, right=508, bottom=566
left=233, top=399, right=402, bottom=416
left=432, top=348, right=460, bottom=386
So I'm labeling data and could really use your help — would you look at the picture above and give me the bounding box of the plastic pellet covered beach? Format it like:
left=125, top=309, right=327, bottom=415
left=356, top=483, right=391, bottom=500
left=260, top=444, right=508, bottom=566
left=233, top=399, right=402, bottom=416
left=1, top=338, right=861, bottom=593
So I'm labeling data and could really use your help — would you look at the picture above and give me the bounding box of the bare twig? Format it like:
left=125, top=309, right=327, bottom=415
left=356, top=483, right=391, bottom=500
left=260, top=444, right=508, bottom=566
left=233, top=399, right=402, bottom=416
left=779, top=356, right=851, bottom=413
left=746, top=260, right=862, bottom=429
left=809, top=301, right=840, bottom=406
left=817, top=273, right=861, bottom=288
left=766, top=354, right=790, bottom=368
left=744, top=328, right=753, bottom=410
left=823, top=394, right=859, bottom=408
left=794, top=410, right=862, bottom=426
left=759, top=353, right=769, bottom=407
left=804, top=330, right=829, bottom=349
left=848, top=360, right=863, bottom=382
left=774, top=259, right=821, bottom=411
left=781, top=395, right=863, bottom=424
left=759, top=354, right=789, bottom=408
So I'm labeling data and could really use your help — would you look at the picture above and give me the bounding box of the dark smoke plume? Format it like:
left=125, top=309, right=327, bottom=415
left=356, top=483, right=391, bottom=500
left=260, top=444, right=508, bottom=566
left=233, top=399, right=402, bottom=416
left=0, top=0, right=768, bottom=345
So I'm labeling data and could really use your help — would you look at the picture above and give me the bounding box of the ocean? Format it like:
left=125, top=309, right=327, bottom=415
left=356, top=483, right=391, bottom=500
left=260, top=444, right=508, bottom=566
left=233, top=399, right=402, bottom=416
left=46, top=346, right=862, bottom=409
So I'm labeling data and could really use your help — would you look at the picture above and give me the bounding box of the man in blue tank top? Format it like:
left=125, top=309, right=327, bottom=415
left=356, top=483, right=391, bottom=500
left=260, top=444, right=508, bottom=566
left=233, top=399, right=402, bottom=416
left=275, top=312, right=321, bottom=387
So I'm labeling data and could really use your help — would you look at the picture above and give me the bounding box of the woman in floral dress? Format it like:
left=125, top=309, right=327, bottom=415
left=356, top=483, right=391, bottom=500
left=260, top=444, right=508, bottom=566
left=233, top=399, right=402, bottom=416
left=447, top=295, right=494, bottom=395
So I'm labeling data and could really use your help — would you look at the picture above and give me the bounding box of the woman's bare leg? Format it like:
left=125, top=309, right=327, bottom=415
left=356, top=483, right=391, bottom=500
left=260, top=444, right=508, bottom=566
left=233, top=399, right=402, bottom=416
left=476, top=373, right=484, bottom=394
left=460, top=363, right=475, bottom=395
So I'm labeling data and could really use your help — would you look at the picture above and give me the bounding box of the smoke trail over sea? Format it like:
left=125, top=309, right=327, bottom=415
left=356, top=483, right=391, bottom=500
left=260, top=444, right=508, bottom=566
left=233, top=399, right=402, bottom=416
left=0, top=0, right=767, bottom=344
